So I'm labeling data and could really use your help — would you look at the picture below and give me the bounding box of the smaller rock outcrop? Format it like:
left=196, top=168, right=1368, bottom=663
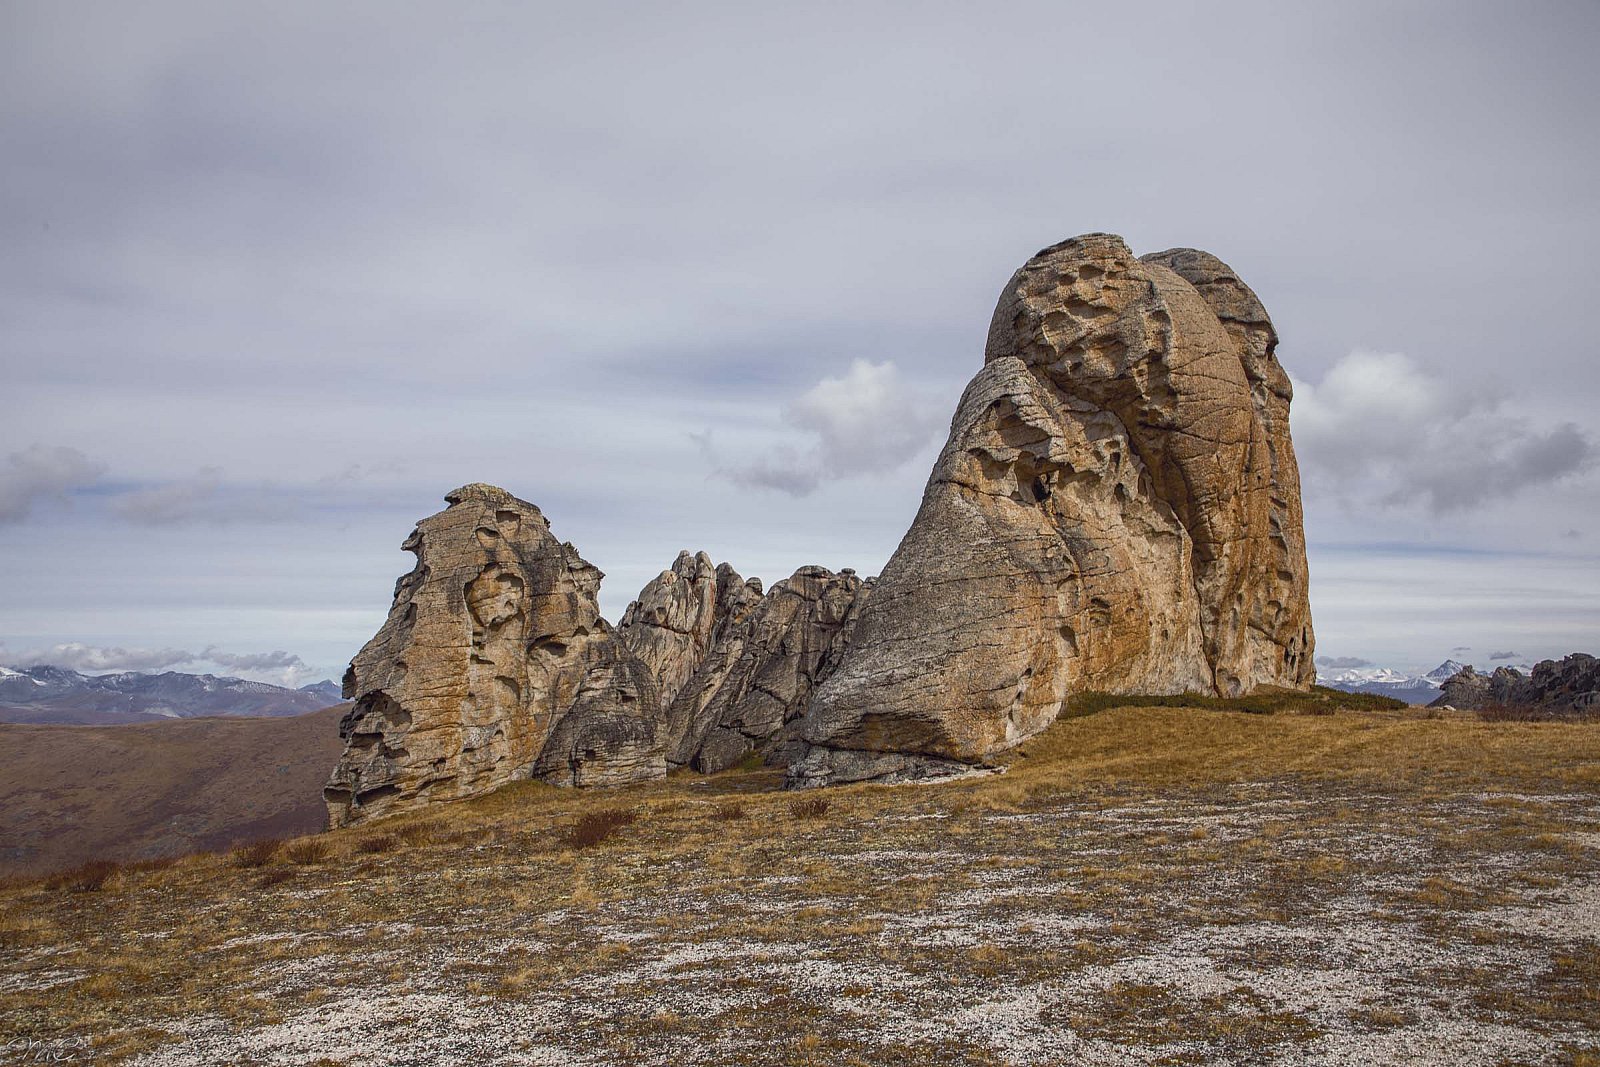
left=617, top=551, right=760, bottom=711
left=631, top=565, right=871, bottom=773
left=325, top=485, right=664, bottom=828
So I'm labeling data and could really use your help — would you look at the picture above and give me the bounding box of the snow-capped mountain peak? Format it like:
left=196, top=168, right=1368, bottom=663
left=1424, top=659, right=1471, bottom=682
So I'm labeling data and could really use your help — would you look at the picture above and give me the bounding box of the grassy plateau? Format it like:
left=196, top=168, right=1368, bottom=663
left=2, top=694, right=1598, bottom=1066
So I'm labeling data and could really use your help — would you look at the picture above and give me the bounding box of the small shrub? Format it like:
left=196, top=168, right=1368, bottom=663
left=712, top=802, right=747, bottom=821
left=560, top=809, right=637, bottom=849
left=356, top=834, right=399, bottom=855
left=230, top=838, right=282, bottom=869
left=47, top=859, right=122, bottom=893
left=258, top=867, right=296, bottom=888
left=284, top=839, right=331, bottom=866
left=789, top=796, right=831, bottom=819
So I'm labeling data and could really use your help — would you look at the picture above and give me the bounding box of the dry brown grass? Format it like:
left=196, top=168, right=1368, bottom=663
left=354, top=833, right=399, bottom=855
left=229, top=838, right=282, bottom=869
left=788, top=796, right=831, bottom=819
left=1478, top=704, right=1600, bottom=723
left=43, top=858, right=122, bottom=893
left=257, top=867, right=296, bottom=888
left=284, top=838, right=331, bottom=865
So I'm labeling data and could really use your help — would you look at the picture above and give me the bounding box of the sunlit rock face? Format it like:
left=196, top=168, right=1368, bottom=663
left=794, top=234, right=1315, bottom=786
left=325, top=485, right=663, bottom=828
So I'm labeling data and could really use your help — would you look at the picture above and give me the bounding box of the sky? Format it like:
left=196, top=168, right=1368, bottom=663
left=2, top=1, right=1597, bottom=686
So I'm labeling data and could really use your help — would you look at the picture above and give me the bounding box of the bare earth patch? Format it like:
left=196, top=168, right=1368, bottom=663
left=3, top=705, right=1598, bottom=1065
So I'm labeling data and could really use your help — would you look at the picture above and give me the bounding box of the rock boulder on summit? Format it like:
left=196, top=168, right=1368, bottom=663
left=794, top=234, right=1316, bottom=785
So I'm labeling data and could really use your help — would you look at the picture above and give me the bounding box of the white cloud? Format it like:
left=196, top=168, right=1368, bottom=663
left=721, top=359, right=945, bottom=497
left=4, top=642, right=312, bottom=686
left=1292, top=351, right=1593, bottom=514
left=0, top=444, right=105, bottom=523
left=10, top=642, right=196, bottom=672
left=107, top=467, right=290, bottom=525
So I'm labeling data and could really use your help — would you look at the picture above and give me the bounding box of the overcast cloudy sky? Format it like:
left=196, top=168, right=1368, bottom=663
left=3, top=1, right=1597, bottom=686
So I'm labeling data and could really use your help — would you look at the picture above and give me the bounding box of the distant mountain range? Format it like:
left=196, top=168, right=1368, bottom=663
left=0, top=666, right=344, bottom=725
left=1316, top=659, right=1518, bottom=705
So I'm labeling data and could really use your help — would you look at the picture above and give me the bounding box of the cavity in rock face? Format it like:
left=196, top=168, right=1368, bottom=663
left=793, top=234, right=1316, bottom=786
left=324, top=484, right=663, bottom=828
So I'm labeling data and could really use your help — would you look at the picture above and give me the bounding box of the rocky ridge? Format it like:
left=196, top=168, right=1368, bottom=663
left=652, top=564, right=870, bottom=773
left=1430, top=653, right=1600, bottom=712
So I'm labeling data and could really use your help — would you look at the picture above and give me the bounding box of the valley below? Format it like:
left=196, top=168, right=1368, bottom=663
left=4, top=702, right=1597, bottom=1066
left=0, top=706, right=347, bottom=878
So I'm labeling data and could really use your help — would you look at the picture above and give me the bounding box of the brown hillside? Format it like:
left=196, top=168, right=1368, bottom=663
left=0, top=705, right=346, bottom=878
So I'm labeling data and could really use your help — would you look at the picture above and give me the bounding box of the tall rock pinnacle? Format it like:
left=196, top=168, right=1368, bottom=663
left=792, top=234, right=1316, bottom=786
left=324, top=485, right=664, bottom=827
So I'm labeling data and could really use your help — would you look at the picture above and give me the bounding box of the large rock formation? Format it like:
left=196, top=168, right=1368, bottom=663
left=794, top=234, right=1315, bottom=786
left=325, top=485, right=664, bottom=828
left=1431, top=654, right=1600, bottom=712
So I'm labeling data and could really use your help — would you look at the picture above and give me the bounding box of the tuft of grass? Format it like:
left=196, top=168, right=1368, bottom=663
left=712, top=802, right=747, bottom=821
left=395, top=822, right=439, bottom=846
left=284, top=838, right=331, bottom=865
left=355, top=834, right=399, bottom=855
left=258, top=867, right=296, bottom=888
left=230, top=838, right=282, bottom=869
left=560, top=809, right=638, bottom=849
left=789, top=796, right=831, bottom=819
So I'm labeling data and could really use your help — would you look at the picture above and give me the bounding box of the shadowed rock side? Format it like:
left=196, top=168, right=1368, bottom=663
left=658, top=566, right=871, bottom=773
left=795, top=234, right=1315, bottom=786
left=614, top=555, right=874, bottom=774
left=325, top=485, right=663, bottom=828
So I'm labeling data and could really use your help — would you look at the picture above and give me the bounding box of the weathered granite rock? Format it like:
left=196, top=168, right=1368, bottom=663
left=1530, top=653, right=1600, bottom=710
left=1141, top=247, right=1313, bottom=690
left=664, top=566, right=870, bottom=773
left=617, top=551, right=724, bottom=711
left=1431, top=666, right=1501, bottom=710
left=1431, top=654, right=1600, bottom=712
left=325, top=485, right=664, bottom=827
left=617, top=551, right=766, bottom=713
left=795, top=234, right=1315, bottom=785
